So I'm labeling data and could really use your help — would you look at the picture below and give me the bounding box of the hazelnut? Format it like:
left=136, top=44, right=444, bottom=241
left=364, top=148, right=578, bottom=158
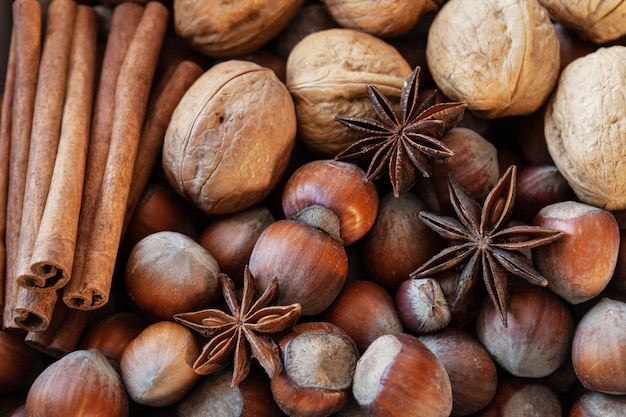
left=569, top=391, right=626, bottom=417
left=426, top=0, right=560, bottom=118
left=286, top=28, right=411, bottom=156
left=0, top=331, right=45, bottom=394
left=544, top=46, right=626, bottom=210
left=395, top=278, right=452, bottom=334
left=477, top=376, right=562, bottom=417
left=163, top=59, right=296, bottom=215
left=79, top=312, right=147, bottom=365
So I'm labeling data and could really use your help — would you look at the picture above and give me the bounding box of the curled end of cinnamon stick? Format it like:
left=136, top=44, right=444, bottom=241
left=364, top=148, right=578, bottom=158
left=14, top=308, right=50, bottom=332
left=63, top=289, right=107, bottom=311
left=17, top=264, right=69, bottom=292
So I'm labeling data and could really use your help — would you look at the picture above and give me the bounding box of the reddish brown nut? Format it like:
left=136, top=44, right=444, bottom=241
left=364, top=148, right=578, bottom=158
left=571, top=297, right=626, bottom=394
left=79, top=312, right=148, bottom=365
left=282, top=159, right=379, bottom=246
left=478, top=376, right=562, bottom=417
left=125, top=231, right=221, bottom=321
left=197, top=205, right=274, bottom=287
left=120, top=321, right=201, bottom=407
left=322, top=279, right=403, bottom=353
left=476, top=284, right=574, bottom=378
left=569, top=391, right=626, bottom=417
left=395, top=278, right=451, bottom=334
left=26, top=349, right=129, bottom=417
left=352, top=333, right=452, bottom=417
left=419, top=328, right=498, bottom=417
left=608, top=228, right=626, bottom=294
left=0, top=331, right=45, bottom=394
left=176, top=367, right=281, bottom=417
left=532, top=201, right=620, bottom=304
left=270, top=322, right=359, bottom=417
left=360, top=191, right=445, bottom=290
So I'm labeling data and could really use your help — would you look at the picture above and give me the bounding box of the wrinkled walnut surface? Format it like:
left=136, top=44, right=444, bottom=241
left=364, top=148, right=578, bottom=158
left=286, top=28, right=412, bottom=156
left=545, top=46, right=626, bottom=211
left=426, top=0, right=560, bottom=119
left=538, top=0, right=626, bottom=44
left=162, top=60, right=296, bottom=215
left=173, top=0, right=304, bottom=57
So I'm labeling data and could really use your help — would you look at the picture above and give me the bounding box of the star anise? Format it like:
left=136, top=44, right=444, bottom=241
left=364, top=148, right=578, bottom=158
left=410, top=165, right=564, bottom=326
left=334, top=66, right=467, bottom=197
left=173, top=266, right=302, bottom=386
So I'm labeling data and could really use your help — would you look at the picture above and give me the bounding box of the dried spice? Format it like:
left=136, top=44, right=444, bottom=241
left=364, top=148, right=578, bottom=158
left=411, top=165, right=564, bottom=326
left=335, top=66, right=466, bottom=197
left=174, top=266, right=302, bottom=386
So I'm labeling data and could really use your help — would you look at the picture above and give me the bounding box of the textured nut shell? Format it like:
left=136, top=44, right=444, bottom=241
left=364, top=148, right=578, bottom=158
left=163, top=60, right=296, bottom=215
left=286, top=28, right=412, bottom=156
left=173, top=0, right=304, bottom=57
left=538, top=0, right=626, bottom=44
left=321, top=0, right=440, bottom=38
left=545, top=46, right=626, bottom=210
left=426, top=0, right=560, bottom=118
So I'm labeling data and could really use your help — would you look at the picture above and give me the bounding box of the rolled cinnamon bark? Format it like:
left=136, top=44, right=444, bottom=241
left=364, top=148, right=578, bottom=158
left=13, top=287, right=57, bottom=332
left=28, top=5, right=98, bottom=292
left=63, top=1, right=169, bottom=310
left=2, top=0, right=41, bottom=331
left=62, top=2, right=144, bottom=310
left=14, top=0, right=77, bottom=292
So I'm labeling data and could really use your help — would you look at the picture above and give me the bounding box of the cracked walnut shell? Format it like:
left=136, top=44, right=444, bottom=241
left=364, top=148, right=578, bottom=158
left=162, top=60, right=296, bottom=215
left=286, top=28, right=412, bottom=156
left=426, top=0, right=560, bottom=119
left=173, top=0, right=304, bottom=57
left=545, top=46, right=626, bottom=211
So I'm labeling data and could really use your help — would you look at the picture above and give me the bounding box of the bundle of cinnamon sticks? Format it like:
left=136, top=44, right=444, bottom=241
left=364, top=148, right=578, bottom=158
left=0, top=0, right=203, bottom=357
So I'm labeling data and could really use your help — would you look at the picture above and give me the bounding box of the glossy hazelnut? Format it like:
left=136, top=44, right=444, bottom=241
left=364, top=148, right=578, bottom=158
left=476, top=285, right=574, bottom=378
left=477, top=376, right=562, bottom=417
left=125, top=231, right=221, bottom=321
left=360, top=191, right=445, bottom=290
left=271, top=322, right=359, bottom=417
left=395, top=278, right=451, bottom=334
left=532, top=201, right=620, bottom=304
left=197, top=205, right=274, bottom=287
left=176, top=367, right=281, bottom=417
left=352, top=333, right=452, bottom=417
left=0, top=331, right=45, bottom=394
left=571, top=297, right=626, bottom=394
left=513, top=165, right=575, bottom=223
left=569, top=391, right=626, bottom=417
left=120, top=321, right=201, bottom=407
left=79, top=312, right=148, bottom=365
left=282, top=159, right=379, bottom=246
left=419, top=328, right=498, bottom=417
left=322, top=279, right=403, bottom=353
left=26, top=349, right=129, bottom=417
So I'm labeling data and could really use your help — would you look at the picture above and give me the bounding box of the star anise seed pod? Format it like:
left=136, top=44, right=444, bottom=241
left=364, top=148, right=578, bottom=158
left=173, top=266, right=302, bottom=386
left=410, top=165, right=564, bottom=327
left=335, top=66, right=467, bottom=197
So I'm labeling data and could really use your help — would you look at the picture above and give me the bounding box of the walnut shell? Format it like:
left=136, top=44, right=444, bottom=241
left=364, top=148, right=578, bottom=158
left=544, top=46, right=626, bottom=211
left=538, top=0, right=626, bottom=44
left=426, top=0, right=561, bottom=119
left=321, top=0, right=441, bottom=38
left=286, top=28, right=412, bottom=156
left=162, top=60, right=297, bottom=215
left=173, top=0, right=304, bottom=57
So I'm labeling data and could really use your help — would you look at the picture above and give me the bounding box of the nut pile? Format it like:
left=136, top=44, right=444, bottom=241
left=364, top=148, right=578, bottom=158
left=1, top=0, right=626, bottom=416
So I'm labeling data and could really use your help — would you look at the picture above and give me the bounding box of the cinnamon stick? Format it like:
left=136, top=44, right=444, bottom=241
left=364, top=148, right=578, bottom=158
left=28, top=5, right=98, bottom=293
left=0, top=24, right=16, bottom=319
left=63, top=1, right=169, bottom=310
left=123, top=59, right=204, bottom=233
left=13, top=288, right=57, bottom=332
left=2, top=0, right=41, bottom=331
left=62, top=1, right=144, bottom=312
left=14, top=0, right=77, bottom=292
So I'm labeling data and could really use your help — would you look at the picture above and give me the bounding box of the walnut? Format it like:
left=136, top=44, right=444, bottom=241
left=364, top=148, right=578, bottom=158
left=544, top=46, right=626, bottom=211
left=426, top=0, right=561, bottom=119
left=173, top=0, right=304, bottom=57
left=538, top=0, right=626, bottom=44
left=286, top=28, right=412, bottom=156
left=162, top=60, right=297, bottom=215
left=321, top=0, right=441, bottom=38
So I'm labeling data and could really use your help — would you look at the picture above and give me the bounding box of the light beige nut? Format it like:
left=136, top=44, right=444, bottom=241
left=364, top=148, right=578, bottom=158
left=173, top=0, right=304, bottom=57
left=286, top=28, right=412, bottom=156
left=162, top=60, right=297, bottom=215
left=426, top=0, right=560, bottom=119
left=538, top=0, right=626, bottom=44
left=544, top=46, right=626, bottom=211
left=321, top=0, right=441, bottom=38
